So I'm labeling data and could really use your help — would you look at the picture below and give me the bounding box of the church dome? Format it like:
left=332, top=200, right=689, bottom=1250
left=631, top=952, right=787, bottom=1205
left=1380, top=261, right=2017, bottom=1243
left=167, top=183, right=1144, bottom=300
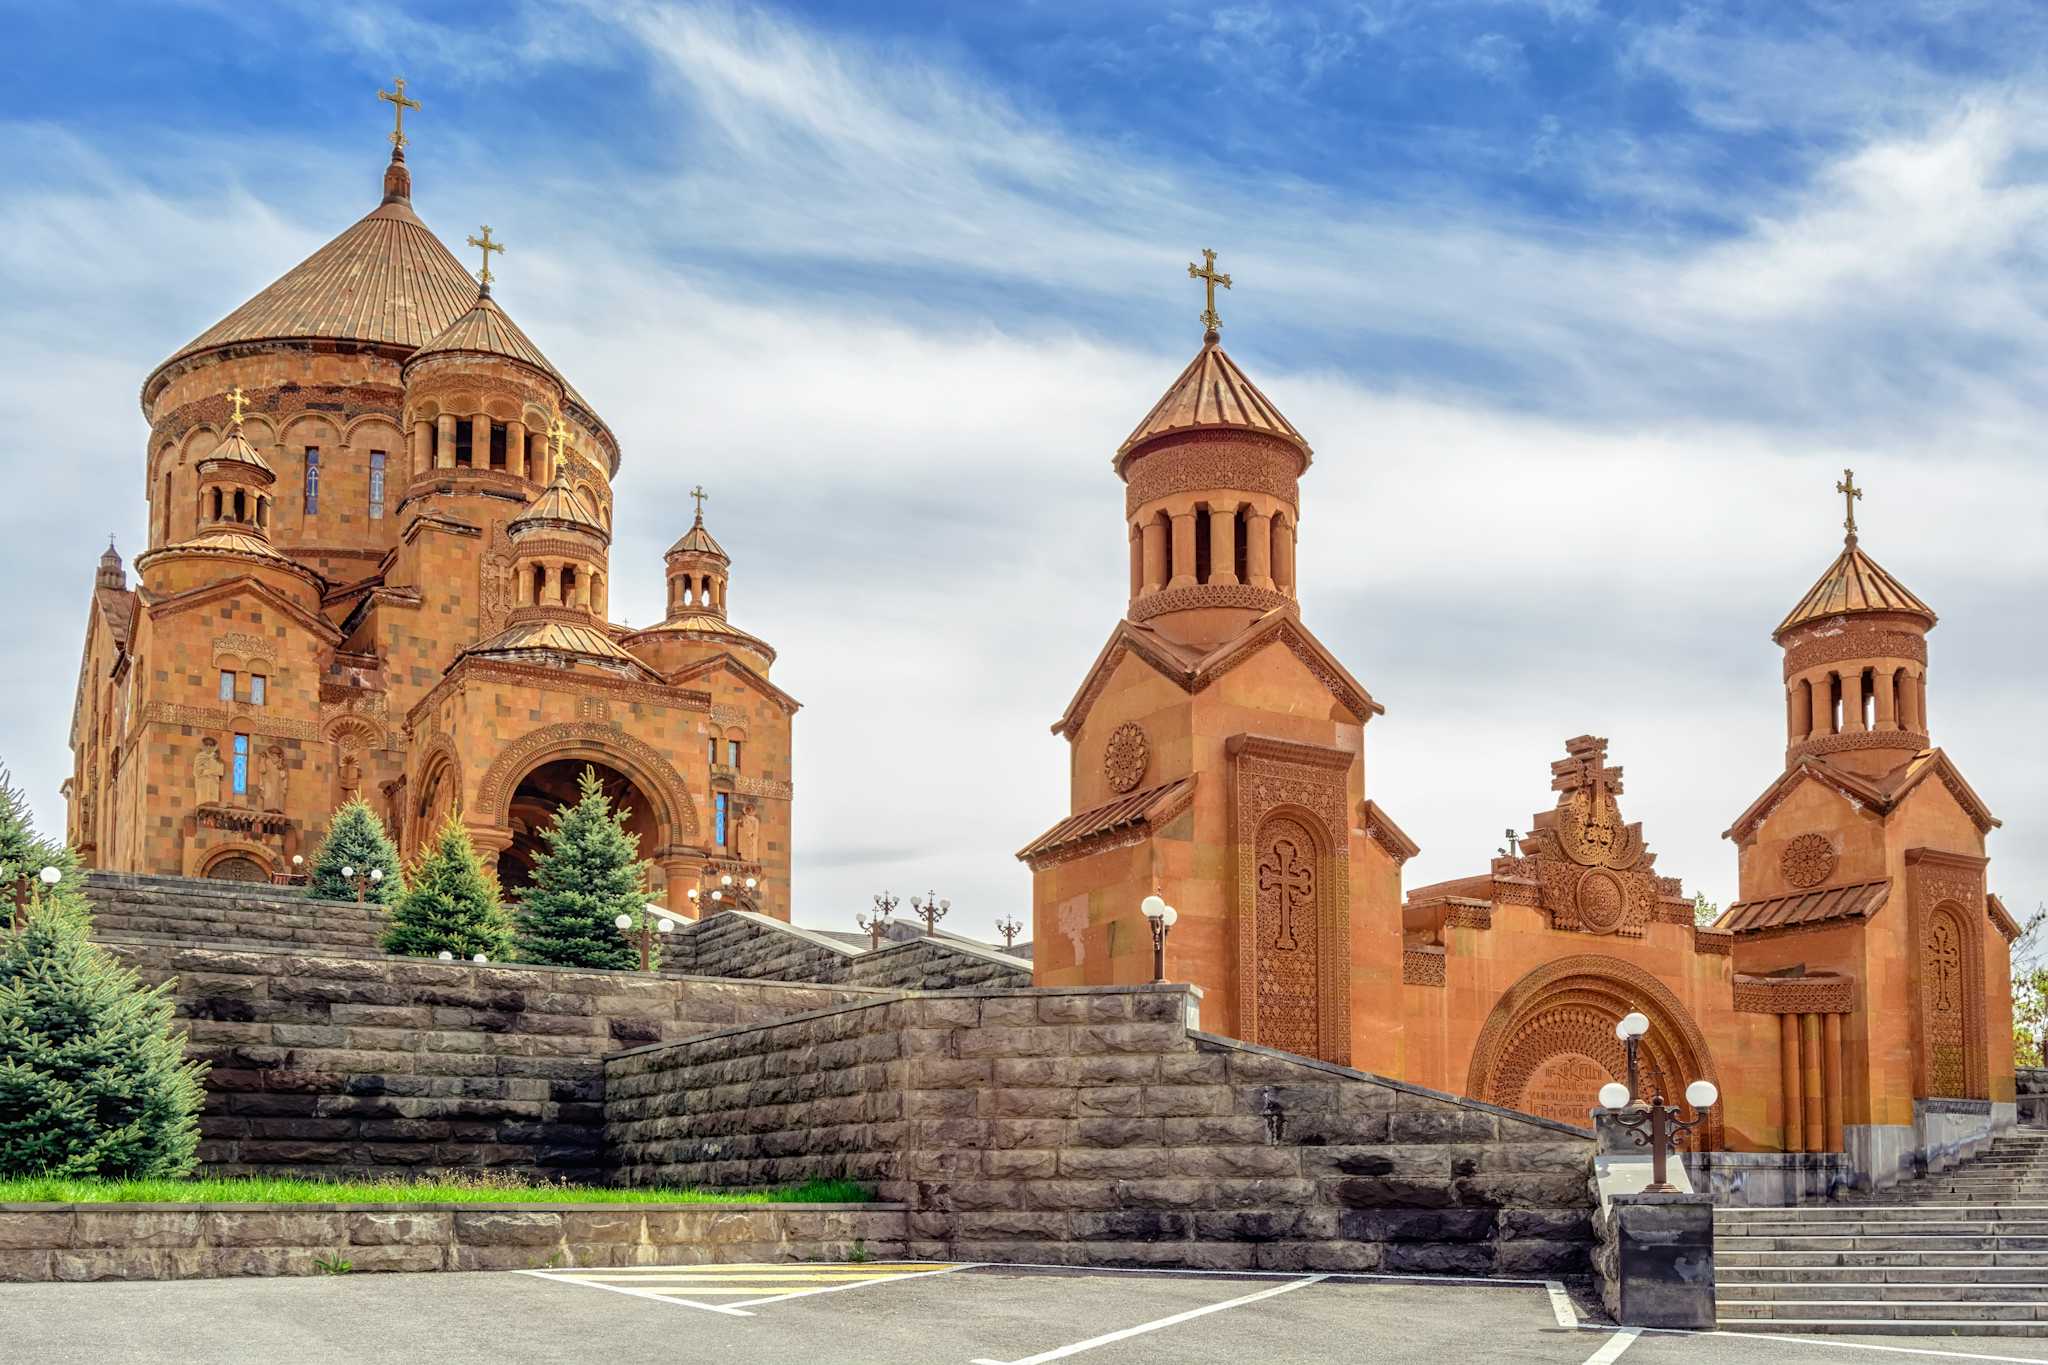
left=508, top=464, right=608, bottom=540
left=1774, top=539, right=1935, bottom=639
left=407, top=286, right=562, bottom=380
left=196, top=425, right=274, bottom=476
left=1115, top=332, right=1312, bottom=474
left=142, top=150, right=477, bottom=408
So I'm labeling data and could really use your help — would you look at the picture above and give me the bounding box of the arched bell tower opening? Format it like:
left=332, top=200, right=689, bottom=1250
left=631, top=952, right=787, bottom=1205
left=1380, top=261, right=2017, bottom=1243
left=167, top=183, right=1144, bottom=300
left=500, top=757, right=661, bottom=893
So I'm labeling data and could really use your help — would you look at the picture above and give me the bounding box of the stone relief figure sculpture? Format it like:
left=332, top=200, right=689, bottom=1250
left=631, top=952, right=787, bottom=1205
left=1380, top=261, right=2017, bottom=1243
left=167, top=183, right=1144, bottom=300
left=338, top=748, right=363, bottom=807
left=193, top=739, right=225, bottom=806
left=736, top=804, right=760, bottom=861
left=258, top=745, right=287, bottom=812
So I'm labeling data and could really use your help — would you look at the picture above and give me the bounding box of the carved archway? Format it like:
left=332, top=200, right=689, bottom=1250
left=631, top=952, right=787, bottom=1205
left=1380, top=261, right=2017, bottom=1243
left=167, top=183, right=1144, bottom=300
left=475, top=722, right=697, bottom=849
left=500, top=757, right=661, bottom=892
left=198, top=843, right=276, bottom=883
left=1467, top=955, right=1723, bottom=1148
left=409, top=737, right=463, bottom=861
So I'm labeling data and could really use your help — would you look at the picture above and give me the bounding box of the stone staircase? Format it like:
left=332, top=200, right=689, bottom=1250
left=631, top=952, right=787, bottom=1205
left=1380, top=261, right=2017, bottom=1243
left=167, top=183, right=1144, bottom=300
left=1718, top=1130, right=2048, bottom=1335
left=82, top=870, right=389, bottom=958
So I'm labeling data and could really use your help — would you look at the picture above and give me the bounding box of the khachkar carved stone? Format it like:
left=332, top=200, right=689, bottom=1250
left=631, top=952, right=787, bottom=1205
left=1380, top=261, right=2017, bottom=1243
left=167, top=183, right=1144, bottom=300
left=1924, top=906, right=1969, bottom=1098
left=193, top=740, right=224, bottom=806
left=1103, top=722, right=1150, bottom=794
left=478, top=522, right=516, bottom=636
left=1228, top=734, right=1351, bottom=1066
left=1517, top=736, right=1665, bottom=939
left=1779, top=833, right=1838, bottom=889
left=1907, top=850, right=1989, bottom=1101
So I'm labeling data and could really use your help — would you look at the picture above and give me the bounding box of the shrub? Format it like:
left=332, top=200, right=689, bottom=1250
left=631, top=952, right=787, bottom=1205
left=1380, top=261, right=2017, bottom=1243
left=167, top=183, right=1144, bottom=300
left=308, top=798, right=402, bottom=903
left=382, top=811, right=515, bottom=962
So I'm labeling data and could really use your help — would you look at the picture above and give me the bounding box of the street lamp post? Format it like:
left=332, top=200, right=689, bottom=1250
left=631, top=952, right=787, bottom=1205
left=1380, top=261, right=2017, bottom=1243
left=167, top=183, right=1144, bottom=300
left=911, top=891, right=949, bottom=937
left=689, top=871, right=759, bottom=917
left=1599, top=1078, right=1720, bottom=1194
left=338, top=864, right=383, bottom=904
left=10, top=865, right=62, bottom=933
left=1140, top=894, right=1178, bottom=983
left=1614, top=1010, right=1649, bottom=1103
left=993, top=914, right=1024, bottom=949
left=616, top=904, right=676, bottom=973
left=858, top=892, right=897, bottom=950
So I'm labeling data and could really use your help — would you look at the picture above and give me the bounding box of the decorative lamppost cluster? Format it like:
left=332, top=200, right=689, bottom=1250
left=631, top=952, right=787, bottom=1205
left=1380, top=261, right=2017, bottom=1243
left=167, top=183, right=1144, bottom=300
left=616, top=903, right=676, bottom=972
left=1140, top=893, right=1179, bottom=983
left=9, top=865, right=62, bottom=933
left=339, top=864, right=383, bottom=903
left=911, top=891, right=949, bottom=937
left=690, top=871, right=759, bottom=916
left=287, top=853, right=309, bottom=886
left=859, top=892, right=898, bottom=950
left=1597, top=1009, right=1719, bottom=1194
left=435, top=949, right=491, bottom=964
left=993, top=914, right=1024, bottom=950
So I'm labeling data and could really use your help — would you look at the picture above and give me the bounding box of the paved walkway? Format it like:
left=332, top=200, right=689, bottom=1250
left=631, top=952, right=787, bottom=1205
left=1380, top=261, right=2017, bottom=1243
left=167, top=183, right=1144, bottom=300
left=8, top=1264, right=2048, bottom=1364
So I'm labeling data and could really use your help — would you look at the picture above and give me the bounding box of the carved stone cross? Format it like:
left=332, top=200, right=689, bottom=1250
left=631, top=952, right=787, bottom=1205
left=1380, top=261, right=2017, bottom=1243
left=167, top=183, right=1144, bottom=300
left=1258, top=837, right=1313, bottom=951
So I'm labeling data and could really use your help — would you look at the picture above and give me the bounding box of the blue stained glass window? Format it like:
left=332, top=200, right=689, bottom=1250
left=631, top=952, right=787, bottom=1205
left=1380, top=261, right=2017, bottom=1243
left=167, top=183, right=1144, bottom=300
left=219, top=670, right=235, bottom=701
left=715, top=792, right=728, bottom=848
left=232, top=734, right=249, bottom=796
left=369, top=451, right=386, bottom=519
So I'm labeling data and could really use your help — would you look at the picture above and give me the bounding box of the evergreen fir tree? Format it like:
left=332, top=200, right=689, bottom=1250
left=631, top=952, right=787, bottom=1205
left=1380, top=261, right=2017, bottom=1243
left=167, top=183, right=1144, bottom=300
left=0, top=881, right=207, bottom=1178
left=514, top=766, right=649, bottom=971
left=383, top=811, right=515, bottom=962
left=0, top=763, right=74, bottom=897
left=308, top=797, right=403, bottom=903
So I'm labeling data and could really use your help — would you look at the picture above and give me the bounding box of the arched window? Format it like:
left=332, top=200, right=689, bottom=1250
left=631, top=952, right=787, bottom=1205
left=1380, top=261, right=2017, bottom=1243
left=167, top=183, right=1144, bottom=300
left=304, top=446, right=320, bottom=513
left=211, top=487, right=223, bottom=522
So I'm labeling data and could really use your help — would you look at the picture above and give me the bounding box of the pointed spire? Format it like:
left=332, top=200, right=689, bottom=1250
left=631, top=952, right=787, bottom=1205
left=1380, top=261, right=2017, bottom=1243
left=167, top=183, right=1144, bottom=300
left=377, top=78, right=421, bottom=203
left=96, top=536, right=125, bottom=591
left=1774, top=473, right=1933, bottom=638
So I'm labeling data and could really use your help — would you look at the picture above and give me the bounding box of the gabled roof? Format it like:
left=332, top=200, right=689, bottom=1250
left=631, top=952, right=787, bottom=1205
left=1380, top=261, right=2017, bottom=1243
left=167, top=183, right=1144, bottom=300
left=1988, top=893, right=2023, bottom=944
left=1776, top=538, right=1936, bottom=638
left=137, top=572, right=342, bottom=644
left=1116, top=335, right=1311, bottom=466
left=665, top=652, right=801, bottom=715
left=1724, top=748, right=1999, bottom=843
left=1017, top=775, right=1197, bottom=870
left=1053, top=610, right=1382, bottom=739
left=407, top=286, right=563, bottom=380
left=1714, top=878, right=1891, bottom=937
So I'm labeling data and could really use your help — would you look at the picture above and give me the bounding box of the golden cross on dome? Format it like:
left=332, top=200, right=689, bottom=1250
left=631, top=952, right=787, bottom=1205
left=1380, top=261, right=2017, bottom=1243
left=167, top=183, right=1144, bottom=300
left=227, top=387, right=250, bottom=428
left=1836, top=467, right=1863, bottom=542
left=690, top=485, right=708, bottom=520
left=378, top=78, right=420, bottom=148
left=1187, top=248, right=1232, bottom=336
left=466, top=226, right=505, bottom=287
left=546, top=415, right=572, bottom=467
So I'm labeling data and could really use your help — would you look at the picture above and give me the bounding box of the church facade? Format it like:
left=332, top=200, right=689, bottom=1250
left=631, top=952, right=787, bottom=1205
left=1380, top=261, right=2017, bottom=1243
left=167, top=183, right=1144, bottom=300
left=65, top=106, right=795, bottom=916
left=1021, top=268, right=2014, bottom=1189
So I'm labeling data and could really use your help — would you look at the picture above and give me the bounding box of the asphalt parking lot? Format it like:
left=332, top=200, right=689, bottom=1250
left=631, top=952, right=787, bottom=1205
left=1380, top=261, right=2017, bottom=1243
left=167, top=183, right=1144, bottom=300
left=6, top=1263, right=2048, bottom=1365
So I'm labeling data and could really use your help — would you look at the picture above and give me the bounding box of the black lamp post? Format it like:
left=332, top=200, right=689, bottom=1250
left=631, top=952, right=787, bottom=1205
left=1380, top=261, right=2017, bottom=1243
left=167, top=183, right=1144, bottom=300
left=689, top=870, right=759, bottom=916
left=1140, top=893, right=1178, bottom=983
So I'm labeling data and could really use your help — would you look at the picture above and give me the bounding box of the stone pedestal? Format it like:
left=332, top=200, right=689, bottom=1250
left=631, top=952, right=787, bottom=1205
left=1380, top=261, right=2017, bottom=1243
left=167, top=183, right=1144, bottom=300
left=1594, top=1192, right=1715, bottom=1329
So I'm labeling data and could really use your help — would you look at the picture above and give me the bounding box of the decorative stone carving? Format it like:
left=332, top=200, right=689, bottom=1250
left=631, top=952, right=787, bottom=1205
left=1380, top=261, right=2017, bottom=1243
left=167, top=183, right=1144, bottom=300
left=475, top=721, right=699, bottom=837
left=735, top=804, right=760, bottom=861
left=1402, top=944, right=1446, bottom=987
left=1732, top=974, right=1854, bottom=1014
left=1255, top=814, right=1321, bottom=1055
left=337, top=746, right=364, bottom=807
left=1122, top=429, right=1302, bottom=515
left=1924, top=906, right=1969, bottom=1098
left=257, top=745, right=287, bottom=812
left=1575, top=868, right=1627, bottom=935
left=1129, top=583, right=1292, bottom=623
left=1779, top=833, right=1838, bottom=889
left=1103, top=722, right=1150, bottom=794
left=193, top=740, right=224, bottom=806
left=479, top=522, right=516, bottom=636
left=1782, top=627, right=1927, bottom=679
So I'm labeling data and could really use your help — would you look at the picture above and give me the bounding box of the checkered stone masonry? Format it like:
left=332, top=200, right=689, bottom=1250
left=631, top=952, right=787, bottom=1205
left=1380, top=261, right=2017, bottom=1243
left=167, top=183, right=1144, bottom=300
left=606, top=984, right=1596, bottom=1275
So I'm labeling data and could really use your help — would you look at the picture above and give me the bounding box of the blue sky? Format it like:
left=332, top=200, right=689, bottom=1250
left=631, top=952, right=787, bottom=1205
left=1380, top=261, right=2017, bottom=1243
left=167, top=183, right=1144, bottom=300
left=3, top=0, right=2044, bottom=936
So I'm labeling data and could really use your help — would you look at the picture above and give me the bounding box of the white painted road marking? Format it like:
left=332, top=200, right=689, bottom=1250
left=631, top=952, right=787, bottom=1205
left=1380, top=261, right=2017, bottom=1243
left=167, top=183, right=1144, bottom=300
left=520, top=1261, right=953, bottom=1316
left=968, top=1274, right=1330, bottom=1365
left=1546, top=1279, right=1579, bottom=1328
left=1706, top=1331, right=2048, bottom=1364
left=724, top=1262, right=985, bottom=1309
left=1582, top=1328, right=1641, bottom=1364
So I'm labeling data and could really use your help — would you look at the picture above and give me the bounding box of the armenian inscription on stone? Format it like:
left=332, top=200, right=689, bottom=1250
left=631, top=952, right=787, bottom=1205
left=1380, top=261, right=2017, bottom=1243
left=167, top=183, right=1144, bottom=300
left=1518, top=1051, right=1615, bottom=1127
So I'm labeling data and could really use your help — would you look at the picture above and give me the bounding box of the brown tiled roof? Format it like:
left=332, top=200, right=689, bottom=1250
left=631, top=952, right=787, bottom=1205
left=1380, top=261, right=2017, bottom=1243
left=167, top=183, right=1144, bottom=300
left=1117, top=336, right=1311, bottom=463
left=150, top=194, right=476, bottom=386
left=509, top=467, right=607, bottom=538
left=197, top=427, right=274, bottom=475
left=464, top=617, right=656, bottom=674
left=1016, top=776, right=1197, bottom=869
left=1776, top=539, right=1936, bottom=637
left=408, top=288, right=561, bottom=378
left=666, top=513, right=729, bottom=561
left=1714, top=878, right=1891, bottom=937
left=628, top=610, right=771, bottom=654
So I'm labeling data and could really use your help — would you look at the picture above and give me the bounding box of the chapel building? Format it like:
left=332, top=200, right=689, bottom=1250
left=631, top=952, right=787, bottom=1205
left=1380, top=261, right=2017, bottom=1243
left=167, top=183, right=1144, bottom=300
left=65, top=106, right=795, bottom=915
left=1022, top=270, right=2014, bottom=1189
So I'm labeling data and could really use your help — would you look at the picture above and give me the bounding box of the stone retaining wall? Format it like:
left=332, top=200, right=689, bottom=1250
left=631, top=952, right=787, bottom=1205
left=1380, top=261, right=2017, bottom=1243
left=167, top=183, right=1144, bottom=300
left=0, top=1202, right=905, bottom=1281
left=606, top=984, right=1595, bottom=1275
left=109, top=942, right=884, bottom=1180
left=667, top=911, right=1032, bottom=992
left=85, top=871, right=388, bottom=957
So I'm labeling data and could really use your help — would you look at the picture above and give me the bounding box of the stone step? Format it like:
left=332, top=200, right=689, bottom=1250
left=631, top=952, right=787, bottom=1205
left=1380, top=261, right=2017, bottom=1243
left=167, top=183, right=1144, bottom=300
left=1719, top=1221, right=2048, bottom=1239
left=1722, top=1265, right=2048, bottom=1285
left=93, top=930, right=387, bottom=961
left=1717, top=1300, right=2048, bottom=1322
left=1726, top=1236, right=2048, bottom=1253
left=1720, top=1318, right=2048, bottom=1337
left=1720, top=1205, right=2048, bottom=1221
left=1720, top=1281, right=2048, bottom=1302
left=1719, top=1250, right=2048, bottom=1269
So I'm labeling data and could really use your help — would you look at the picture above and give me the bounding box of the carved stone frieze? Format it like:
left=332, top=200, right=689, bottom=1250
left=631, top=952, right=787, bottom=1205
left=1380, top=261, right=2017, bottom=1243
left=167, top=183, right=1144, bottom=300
left=1779, top=833, right=1839, bottom=889
left=475, top=721, right=700, bottom=837
left=1129, top=583, right=1293, bottom=623
left=1732, top=975, right=1853, bottom=1014
left=1782, top=627, right=1928, bottom=680
left=1402, top=944, right=1446, bottom=987
left=1103, top=722, right=1150, bottom=794
left=1122, top=430, right=1302, bottom=516
left=210, top=631, right=277, bottom=667
left=144, top=702, right=319, bottom=742
left=735, top=775, right=794, bottom=801
left=1789, top=729, right=1930, bottom=761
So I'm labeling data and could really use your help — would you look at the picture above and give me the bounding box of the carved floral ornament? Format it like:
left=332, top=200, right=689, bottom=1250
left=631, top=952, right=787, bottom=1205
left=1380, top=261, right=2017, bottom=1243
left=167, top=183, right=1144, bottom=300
left=1103, top=722, right=1150, bottom=793
left=1779, top=833, right=1839, bottom=889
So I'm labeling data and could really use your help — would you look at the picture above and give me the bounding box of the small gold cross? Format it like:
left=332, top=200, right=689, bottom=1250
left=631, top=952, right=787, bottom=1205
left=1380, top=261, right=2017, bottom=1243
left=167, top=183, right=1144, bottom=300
left=546, top=415, right=572, bottom=468
left=690, top=484, right=708, bottom=519
left=1187, top=248, right=1233, bottom=335
left=1836, top=468, right=1863, bottom=542
left=378, top=77, right=421, bottom=148
left=467, top=225, right=505, bottom=287
left=227, top=387, right=250, bottom=428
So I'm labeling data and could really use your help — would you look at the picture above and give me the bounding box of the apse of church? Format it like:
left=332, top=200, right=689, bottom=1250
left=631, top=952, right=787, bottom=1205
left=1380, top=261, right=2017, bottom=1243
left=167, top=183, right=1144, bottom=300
left=65, top=87, right=797, bottom=917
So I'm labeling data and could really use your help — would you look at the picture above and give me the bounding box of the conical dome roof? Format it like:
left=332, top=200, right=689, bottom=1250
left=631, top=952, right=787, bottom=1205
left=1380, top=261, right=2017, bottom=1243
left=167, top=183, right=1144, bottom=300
left=1116, top=334, right=1311, bottom=468
left=198, top=426, right=274, bottom=476
left=145, top=155, right=476, bottom=401
left=408, top=286, right=562, bottom=379
left=665, top=510, right=728, bottom=561
left=509, top=464, right=606, bottom=538
left=1775, top=539, right=1936, bottom=638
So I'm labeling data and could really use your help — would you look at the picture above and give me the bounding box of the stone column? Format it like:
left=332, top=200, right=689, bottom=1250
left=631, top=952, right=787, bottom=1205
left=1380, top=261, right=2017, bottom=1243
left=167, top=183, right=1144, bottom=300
left=541, top=561, right=560, bottom=607
left=1207, top=502, right=1238, bottom=585
left=1801, top=1012, right=1824, bottom=1153
left=1140, top=518, right=1168, bottom=595
left=1874, top=666, right=1898, bottom=730
left=1168, top=512, right=1198, bottom=590
left=1787, top=685, right=1806, bottom=744
left=1916, top=673, right=1930, bottom=734
left=592, top=572, right=607, bottom=618
left=1128, top=526, right=1142, bottom=601
left=410, top=420, right=432, bottom=476
left=1245, top=508, right=1274, bottom=591
left=1842, top=669, right=1867, bottom=733
left=1809, top=672, right=1834, bottom=740
left=469, top=414, right=491, bottom=469
left=515, top=564, right=532, bottom=607
left=1823, top=1012, right=1845, bottom=1153
left=1779, top=1012, right=1804, bottom=1153
left=507, top=419, right=528, bottom=478
left=1899, top=671, right=1922, bottom=733
left=1273, top=517, right=1297, bottom=597
left=435, top=414, right=458, bottom=469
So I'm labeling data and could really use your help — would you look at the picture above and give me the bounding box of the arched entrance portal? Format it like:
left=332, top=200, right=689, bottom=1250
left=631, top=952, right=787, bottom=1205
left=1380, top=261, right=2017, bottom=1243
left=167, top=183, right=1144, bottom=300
left=1466, top=955, right=1724, bottom=1150
left=501, top=758, right=661, bottom=893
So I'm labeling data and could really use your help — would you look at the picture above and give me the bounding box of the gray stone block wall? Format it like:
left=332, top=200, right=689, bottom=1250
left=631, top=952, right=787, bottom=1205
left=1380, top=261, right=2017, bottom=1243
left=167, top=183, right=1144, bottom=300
left=84, top=872, right=389, bottom=957
left=607, top=984, right=1596, bottom=1274
left=109, top=942, right=881, bottom=1182
left=844, top=938, right=1033, bottom=991
left=665, top=912, right=1032, bottom=992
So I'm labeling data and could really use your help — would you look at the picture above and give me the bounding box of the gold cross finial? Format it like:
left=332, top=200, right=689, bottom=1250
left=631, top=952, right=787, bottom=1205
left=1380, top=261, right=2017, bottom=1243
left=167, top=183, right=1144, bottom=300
left=546, top=414, right=571, bottom=469
left=466, top=225, right=505, bottom=288
left=378, top=78, right=421, bottom=148
left=227, top=387, right=250, bottom=428
left=1187, top=248, right=1232, bottom=338
left=1836, top=467, right=1863, bottom=543
left=689, top=485, right=708, bottom=521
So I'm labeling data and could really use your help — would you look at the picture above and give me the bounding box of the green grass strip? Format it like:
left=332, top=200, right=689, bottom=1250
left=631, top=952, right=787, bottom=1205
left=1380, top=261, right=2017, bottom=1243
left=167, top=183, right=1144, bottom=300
left=0, top=1175, right=871, bottom=1206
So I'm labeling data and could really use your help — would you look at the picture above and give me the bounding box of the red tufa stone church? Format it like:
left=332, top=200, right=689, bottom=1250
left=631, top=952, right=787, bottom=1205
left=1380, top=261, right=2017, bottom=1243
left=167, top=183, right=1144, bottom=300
left=65, top=92, right=795, bottom=916
left=1020, top=256, right=2014, bottom=1192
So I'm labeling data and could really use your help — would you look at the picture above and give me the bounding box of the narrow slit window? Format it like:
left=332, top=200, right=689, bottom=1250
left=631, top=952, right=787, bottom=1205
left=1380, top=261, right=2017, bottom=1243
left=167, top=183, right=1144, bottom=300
left=304, top=447, right=321, bottom=514
left=727, top=739, right=742, bottom=771
left=231, top=734, right=249, bottom=796
left=249, top=675, right=267, bottom=706
left=715, top=792, right=729, bottom=848
left=454, top=423, right=473, bottom=467
left=218, top=670, right=236, bottom=702
left=369, top=451, right=387, bottom=519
